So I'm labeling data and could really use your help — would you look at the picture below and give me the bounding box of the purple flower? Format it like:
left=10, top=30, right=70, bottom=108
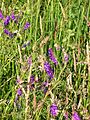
left=43, top=81, right=49, bottom=87
left=0, top=11, right=3, bottom=19
left=50, top=103, right=58, bottom=116
left=30, top=75, right=35, bottom=84
left=64, top=111, right=68, bottom=120
left=17, top=88, right=22, bottom=96
left=9, top=32, right=14, bottom=38
left=4, top=16, right=10, bottom=26
left=72, top=112, right=81, bottom=120
left=48, top=48, right=58, bottom=65
left=64, top=53, right=69, bottom=62
left=4, top=29, right=14, bottom=38
left=4, top=29, right=10, bottom=35
left=11, top=12, right=15, bottom=20
left=27, top=56, right=32, bottom=66
left=24, top=22, right=30, bottom=30
left=44, top=61, right=54, bottom=79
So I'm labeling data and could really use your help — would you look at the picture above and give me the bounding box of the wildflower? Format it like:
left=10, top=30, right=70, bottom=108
left=17, top=88, right=22, bottom=96
left=4, top=29, right=14, bottom=38
left=24, top=22, right=30, bottom=30
left=64, top=53, right=69, bottom=62
left=0, top=10, right=3, bottom=19
left=30, top=75, right=35, bottom=84
left=11, top=12, right=15, bottom=20
left=48, top=48, right=58, bottom=65
left=44, top=61, right=54, bottom=79
left=27, top=56, right=32, bottom=66
left=4, top=29, right=10, bottom=35
left=72, top=112, right=81, bottom=120
left=9, top=32, right=14, bottom=38
left=64, top=111, right=68, bottom=120
left=16, top=76, right=23, bottom=84
left=50, top=103, right=58, bottom=117
left=43, top=81, right=49, bottom=87
left=4, top=16, right=10, bottom=26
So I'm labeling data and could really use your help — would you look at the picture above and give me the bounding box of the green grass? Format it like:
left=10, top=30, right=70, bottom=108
left=0, top=0, right=90, bottom=120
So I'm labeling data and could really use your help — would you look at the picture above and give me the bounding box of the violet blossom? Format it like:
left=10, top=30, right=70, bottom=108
left=11, top=12, right=15, bottom=21
left=72, top=112, right=81, bottom=120
left=48, top=48, right=58, bottom=65
left=17, top=88, right=22, bottom=96
left=4, top=29, right=10, bottom=35
left=44, top=61, right=54, bottom=79
left=50, top=103, right=58, bottom=116
left=4, top=29, right=14, bottom=38
left=64, top=111, right=68, bottom=120
left=24, top=22, right=30, bottom=30
left=4, top=16, right=10, bottom=26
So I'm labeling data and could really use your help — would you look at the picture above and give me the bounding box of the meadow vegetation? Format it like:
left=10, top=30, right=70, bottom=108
left=0, top=0, right=90, bottom=120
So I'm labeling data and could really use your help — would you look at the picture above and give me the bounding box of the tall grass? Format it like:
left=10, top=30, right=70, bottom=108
left=0, top=0, right=90, bottom=119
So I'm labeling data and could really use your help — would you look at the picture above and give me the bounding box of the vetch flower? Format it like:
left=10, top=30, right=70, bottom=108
left=44, top=61, right=54, bottom=79
left=43, top=81, right=49, bottom=87
left=64, top=111, right=68, bottom=120
left=48, top=48, right=58, bottom=65
left=24, top=22, right=30, bottom=30
left=64, top=53, right=69, bottom=62
left=0, top=10, right=3, bottom=19
left=50, top=103, right=58, bottom=117
left=4, top=29, right=10, bottom=35
left=30, top=75, right=35, bottom=84
left=27, top=56, right=32, bottom=66
left=11, top=12, right=15, bottom=20
left=4, top=29, right=14, bottom=38
left=17, top=88, right=22, bottom=96
left=4, top=16, right=10, bottom=26
left=72, top=112, right=81, bottom=120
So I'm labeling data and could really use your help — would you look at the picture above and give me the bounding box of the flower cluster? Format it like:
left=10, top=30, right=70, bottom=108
left=48, top=48, right=58, bottom=65
left=72, top=112, right=81, bottom=120
left=50, top=103, right=58, bottom=116
left=0, top=10, right=30, bottom=38
left=44, top=61, right=54, bottom=79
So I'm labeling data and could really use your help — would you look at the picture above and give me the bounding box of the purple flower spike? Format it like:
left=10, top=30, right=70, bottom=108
left=72, top=112, right=81, bottom=120
left=17, top=88, right=22, bottom=96
left=4, top=29, right=10, bottom=35
left=4, top=29, right=14, bottom=38
left=50, top=103, right=58, bottom=117
left=24, top=22, right=30, bottom=30
left=4, top=16, right=10, bottom=26
left=48, top=48, right=58, bottom=65
left=44, top=61, right=54, bottom=79
left=11, top=12, right=15, bottom=20
left=0, top=11, right=3, bottom=19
